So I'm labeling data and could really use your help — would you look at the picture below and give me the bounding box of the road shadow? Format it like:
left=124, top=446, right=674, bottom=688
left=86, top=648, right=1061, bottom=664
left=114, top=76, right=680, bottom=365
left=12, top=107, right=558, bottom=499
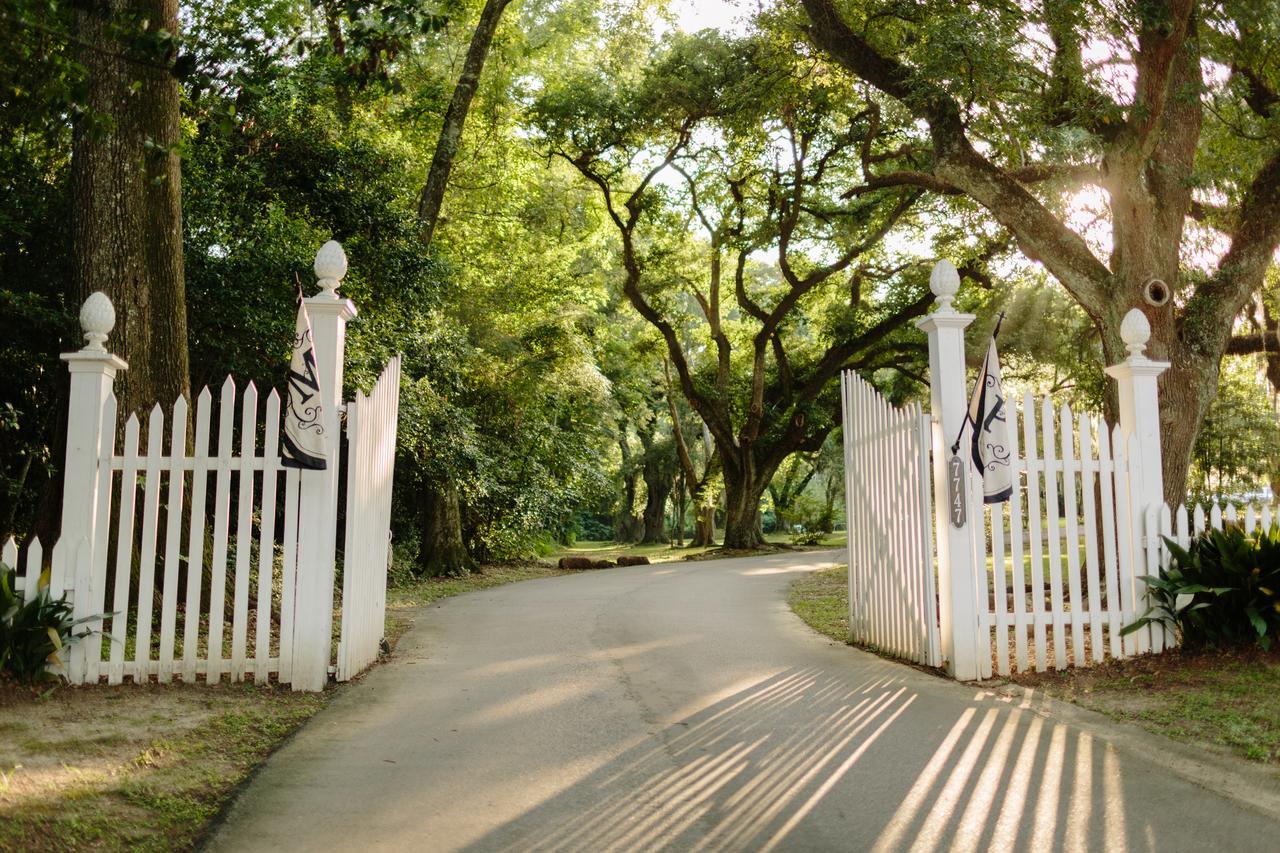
left=453, top=664, right=1223, bottom=852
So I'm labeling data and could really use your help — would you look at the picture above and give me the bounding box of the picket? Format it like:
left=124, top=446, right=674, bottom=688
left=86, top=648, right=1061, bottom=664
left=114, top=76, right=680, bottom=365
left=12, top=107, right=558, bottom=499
left=1022, top=394, right=1048, bottom=670
left=158, top=396, right=188, bottom=683
left=1079, top=413, right=1104, bottom=664
left=256, top=390, right=282, bottom=684
left=133, top=405, right=165, bottom=680
left=230, top=383, right=258, bottom=682
left=182, top=387, right=213, bottom=683
left=207, top=377, right=236, bottom=684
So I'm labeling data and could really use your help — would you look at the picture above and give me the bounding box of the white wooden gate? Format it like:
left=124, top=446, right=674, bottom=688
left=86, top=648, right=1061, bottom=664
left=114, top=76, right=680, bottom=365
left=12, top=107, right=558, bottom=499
left=337, top=355, right=402, bottom=681
left=839, top=261, right=1184, bottom=680
left=841, top=371, right=941, bottom=666
left=971, top=395, right=1154, bottom=677
left=1, top=242, right=399, bottom=690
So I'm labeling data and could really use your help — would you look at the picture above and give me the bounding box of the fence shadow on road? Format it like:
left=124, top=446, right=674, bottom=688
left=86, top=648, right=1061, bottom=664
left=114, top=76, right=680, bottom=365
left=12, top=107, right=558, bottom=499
left=456, top=666, right=1166, bottom=852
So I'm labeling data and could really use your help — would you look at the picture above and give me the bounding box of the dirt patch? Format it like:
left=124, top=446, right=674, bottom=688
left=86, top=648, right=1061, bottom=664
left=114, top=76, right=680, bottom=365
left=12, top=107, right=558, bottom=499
left=0, top=678, right=326, bottom=851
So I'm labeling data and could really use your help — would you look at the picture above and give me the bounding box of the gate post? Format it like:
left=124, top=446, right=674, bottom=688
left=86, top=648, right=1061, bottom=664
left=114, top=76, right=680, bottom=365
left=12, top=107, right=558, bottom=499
left=915, top=261, right=982, bottom=681
left=292, top=241, right=357, bottom=691
left=58, top=295, right=127, bottom=596
left=1104, top=309, right=1168, bottom=510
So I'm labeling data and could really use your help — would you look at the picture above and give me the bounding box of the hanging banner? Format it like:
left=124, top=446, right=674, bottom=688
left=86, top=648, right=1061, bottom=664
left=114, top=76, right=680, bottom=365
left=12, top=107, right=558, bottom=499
left=967, top=335, right=1013, bottom=503
left=282, top=294, right=327, bottom=470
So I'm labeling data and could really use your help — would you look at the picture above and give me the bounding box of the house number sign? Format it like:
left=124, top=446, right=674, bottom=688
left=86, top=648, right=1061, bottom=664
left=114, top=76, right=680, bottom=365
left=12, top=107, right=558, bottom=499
left=947, top=453, right=967, bottom=528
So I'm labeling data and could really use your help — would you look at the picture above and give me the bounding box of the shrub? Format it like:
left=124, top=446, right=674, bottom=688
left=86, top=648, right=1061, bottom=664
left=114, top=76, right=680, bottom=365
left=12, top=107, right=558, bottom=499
left=1125, top=525, right=1280, bottom=650
left=0, top=562, right=90, bottom=682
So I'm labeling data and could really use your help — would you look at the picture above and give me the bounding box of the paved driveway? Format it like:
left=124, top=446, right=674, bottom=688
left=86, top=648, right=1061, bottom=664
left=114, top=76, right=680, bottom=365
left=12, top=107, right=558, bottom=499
left=206, top=550, right=1279, bottom=851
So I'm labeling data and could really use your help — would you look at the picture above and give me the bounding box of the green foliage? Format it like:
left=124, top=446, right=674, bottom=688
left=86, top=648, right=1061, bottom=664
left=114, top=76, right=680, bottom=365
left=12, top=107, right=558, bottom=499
left=1190, top=359, right=1280, bottom=499
left=1125, top=526, right=1280, bottom=650
left=0, top=562, right=84, bottom=682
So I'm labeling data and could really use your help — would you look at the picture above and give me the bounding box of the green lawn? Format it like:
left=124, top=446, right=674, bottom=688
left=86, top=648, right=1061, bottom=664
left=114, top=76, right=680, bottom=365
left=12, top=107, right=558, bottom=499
left=1010, top=650, right=1280, bottom=765
left=552, top=532, right=847, bottom=565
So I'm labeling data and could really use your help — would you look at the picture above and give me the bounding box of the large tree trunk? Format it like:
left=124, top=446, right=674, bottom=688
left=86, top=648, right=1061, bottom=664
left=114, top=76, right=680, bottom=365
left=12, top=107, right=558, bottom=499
left=417, top=482, right=472, bottom=576
left=416, top=0, right=514, bottom=246
left=71, top=0, right=190, bottom=419
left=722, top=454, right=768, bottom=550
left=640, top=457, right=672, bottom=544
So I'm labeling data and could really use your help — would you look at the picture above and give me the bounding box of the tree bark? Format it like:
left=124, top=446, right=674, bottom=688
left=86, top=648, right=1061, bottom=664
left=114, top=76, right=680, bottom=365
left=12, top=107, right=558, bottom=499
left=71, top=0, right=190, bottom=419
left=416, top=0, right=514, bottom=247
left=722, top=452, right=770, bottom=550
left=640, top=455, right=672, bottom=544
left=416, top=481, right=472, bottom=576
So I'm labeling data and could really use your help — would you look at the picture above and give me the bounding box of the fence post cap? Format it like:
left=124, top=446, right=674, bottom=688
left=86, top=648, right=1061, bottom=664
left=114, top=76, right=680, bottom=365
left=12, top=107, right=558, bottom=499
left=314, top=240, right=348, bottom=298
left=79, top=291, right=115, bottom=352
left=929, top=259, right=960, bottom=311
left=1120, top=308, right=1151, bottom=358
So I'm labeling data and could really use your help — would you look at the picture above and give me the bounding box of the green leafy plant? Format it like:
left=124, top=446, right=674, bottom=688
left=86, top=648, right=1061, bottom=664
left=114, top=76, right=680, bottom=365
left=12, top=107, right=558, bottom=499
left=1124, top=525, right=1280, bottom=650
left=0, top=562, right=95, bottom=682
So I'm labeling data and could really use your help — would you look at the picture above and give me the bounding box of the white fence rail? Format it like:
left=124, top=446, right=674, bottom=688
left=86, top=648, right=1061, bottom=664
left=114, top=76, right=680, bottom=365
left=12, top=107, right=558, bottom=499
left=841, top=372, right=940, bottom=667
left=2, top=242, right=399, bottom=691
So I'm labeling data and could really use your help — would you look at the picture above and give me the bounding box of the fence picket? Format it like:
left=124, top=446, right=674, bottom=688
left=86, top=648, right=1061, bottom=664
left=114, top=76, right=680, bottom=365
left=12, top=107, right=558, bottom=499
left=1022, top=393, right=1048, bottom=670
left=133, top=405, right=166, bottom=681
left=158, top=395, right=188, bottom=683
left=86, top=392, right=118, bottom=683
left=1007, top=399, right=1028, bottom=673
left=1059, top=404, right=1085, bottom=666
left=1078, top=412, right=1104, bottom=665
left=108, top=415, right=140, bottom=684
left=1096, top=421, right=1122, bottom=657
left=24, top=538, right=42, bottom=605
left=1040, top=398, right=1067, bottom=670
left=207, top=377, right=236, bottom=684
left=230, top=382, right=258, bottom=681
left=256, top=390, right=281, bottom=684
left=182, top=387, right=213, bottom=683
left=279, top=469, right=300, bottom=684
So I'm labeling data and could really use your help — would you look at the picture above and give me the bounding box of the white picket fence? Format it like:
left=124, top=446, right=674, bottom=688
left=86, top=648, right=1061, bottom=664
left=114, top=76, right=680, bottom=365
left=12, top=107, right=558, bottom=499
left=841, top=260, right=1214, bottom=680
left=972, top=395, right=1157, bottom=677
left=0, top=242, right=400, bottom=690
left=841, top=372, right=940, bottom=666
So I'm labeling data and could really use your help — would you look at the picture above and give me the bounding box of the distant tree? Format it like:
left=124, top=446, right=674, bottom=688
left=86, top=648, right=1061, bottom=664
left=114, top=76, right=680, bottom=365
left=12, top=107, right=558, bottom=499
left=534, top=30, right=932, bottom=548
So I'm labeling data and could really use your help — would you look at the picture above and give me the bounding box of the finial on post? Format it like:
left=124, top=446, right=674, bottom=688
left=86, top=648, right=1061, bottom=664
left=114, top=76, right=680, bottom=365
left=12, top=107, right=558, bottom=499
left=79, top=292, right=115, bottom=352
left=314, top=240, right=348, bottom=298
left=1120, top=308, right=1151, bottom=360
left=929, top=259, right=960, bottom=312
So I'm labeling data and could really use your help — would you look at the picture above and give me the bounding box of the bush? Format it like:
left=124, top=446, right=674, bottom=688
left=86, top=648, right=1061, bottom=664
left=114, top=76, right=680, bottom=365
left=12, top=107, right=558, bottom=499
left=1125, top=525, right=1280, bottom=650
left=0, top=562, right=90, bottom=682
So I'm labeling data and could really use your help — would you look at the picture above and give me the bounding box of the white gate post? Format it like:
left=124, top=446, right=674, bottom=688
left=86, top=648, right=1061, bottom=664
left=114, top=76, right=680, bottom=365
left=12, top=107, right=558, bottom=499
left=58, top=295, right=127, bottom=594
left=58, top=293, right=127, bottom=683
left=1104, top=309, right=1169, bottom=509
left=915, top=261, right=982, bottom=681
left=292, top=241, right=357, bottom=691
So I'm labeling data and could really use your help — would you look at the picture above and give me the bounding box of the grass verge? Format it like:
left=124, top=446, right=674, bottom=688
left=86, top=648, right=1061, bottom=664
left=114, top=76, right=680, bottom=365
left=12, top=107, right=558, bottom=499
left=785, top=565, right=1280, bottom=769
left=0, top=680, right=326, bottom=852
left=1007, top=649, right=1280, bottom=766
left=787, top=564, right=850, bottom=643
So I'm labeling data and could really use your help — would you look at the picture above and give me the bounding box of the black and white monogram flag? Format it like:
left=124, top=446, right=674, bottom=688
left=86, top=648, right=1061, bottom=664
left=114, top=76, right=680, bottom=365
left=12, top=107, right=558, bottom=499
left=967, top=320, right=1012, bottom=503
left=282, top=293, right=327, bottom=470
left=953, top=315, right=1012, bottom=504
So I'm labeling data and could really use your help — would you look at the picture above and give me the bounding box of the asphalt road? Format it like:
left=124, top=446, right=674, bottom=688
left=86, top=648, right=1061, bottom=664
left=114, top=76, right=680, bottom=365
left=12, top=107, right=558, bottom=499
left=206, top=549, right=1280, bottom=852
